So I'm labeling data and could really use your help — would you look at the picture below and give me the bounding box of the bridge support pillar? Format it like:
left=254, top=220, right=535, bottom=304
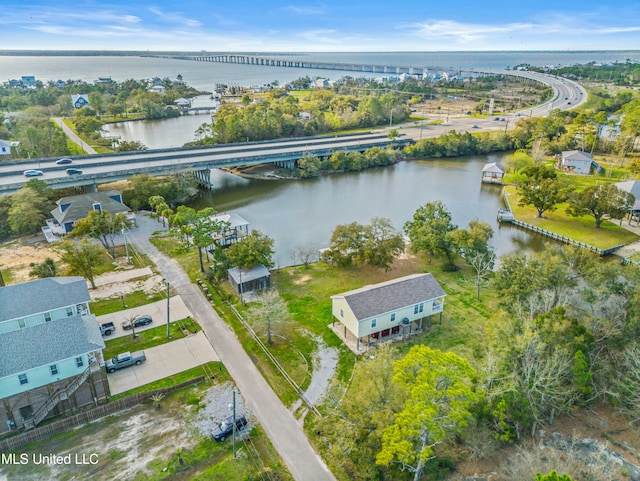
left=84, top=183, right=99, bottom=194
left=274, top=160, right=296, bottom=170
left=193, top=168, right=214, bottom=190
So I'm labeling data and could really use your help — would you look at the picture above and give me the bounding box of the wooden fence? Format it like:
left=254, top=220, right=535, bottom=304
left=0, top=376, right=205, bottom=453
left=500, top=189, right=626, bottom=256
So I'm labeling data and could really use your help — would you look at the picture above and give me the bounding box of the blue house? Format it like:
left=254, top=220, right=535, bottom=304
left=0, top=277, right=108, bottom=432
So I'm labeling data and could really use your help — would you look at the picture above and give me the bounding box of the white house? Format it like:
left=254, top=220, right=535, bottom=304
left=331, top=273, right=446, bottom=352
left=206, top=212, right=250, bottom=248
left=560, top=150, right=597, bottom=175
left=0, top=277, right=108, bottom=433
left=0, top=139, right=19, bottom=157
left=615, top=180, right=640, bottom=222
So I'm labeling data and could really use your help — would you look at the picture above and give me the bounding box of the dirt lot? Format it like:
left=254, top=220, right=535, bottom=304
left=0, top=383, right=260, bottom=481
left=0, top=239, right=61, bottom=285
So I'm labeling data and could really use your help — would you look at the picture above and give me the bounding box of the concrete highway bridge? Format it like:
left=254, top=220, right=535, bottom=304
left=0, top=133, right=412, bottom=196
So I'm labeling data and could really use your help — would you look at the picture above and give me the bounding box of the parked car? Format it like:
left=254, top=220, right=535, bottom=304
left=55, top=158, right=72, bottom=165
left=105, top=351, right=146, bottom=373
left=99, top=321, right=116, bottom=336
left=211, top=415, right=248, bottom=441
left=66, top=168, right=83, bottom=175
left=23, top=170, right=43, bottom=177
left=121, top=314, right=153, bottom=330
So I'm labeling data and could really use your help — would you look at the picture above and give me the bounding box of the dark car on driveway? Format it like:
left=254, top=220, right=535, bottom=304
left=211, top=415, right=248, bottom=441
left=121, top=314, right=153, bottom=330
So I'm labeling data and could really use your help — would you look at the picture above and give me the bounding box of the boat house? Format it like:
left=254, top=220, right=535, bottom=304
left=481, top=162, right=505, bottom=184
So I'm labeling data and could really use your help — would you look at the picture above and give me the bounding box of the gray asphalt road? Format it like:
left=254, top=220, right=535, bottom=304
left=127, top=213, right=336, bottom=481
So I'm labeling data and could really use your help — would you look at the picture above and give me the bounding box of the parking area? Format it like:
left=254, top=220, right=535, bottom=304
left=97, top=296, right=191, bottom=339
left=107, top=330, right=219, bottom=395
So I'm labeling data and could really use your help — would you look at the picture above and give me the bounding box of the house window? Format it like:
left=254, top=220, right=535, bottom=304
left=371, top=319, right=377, bottom=328
left=419, top=303, right=424, bottom=313
left=414, top=304, right=419, bottom=314
left=50, top=365, right=58, bottom=376
left=18, top=374, right=28, bottom=385
left=340, top=309, right=344, bottom=318
left=66, top=307, right=74, bottom=317
left=76, top=357, right=84, bottom=368
left=44, top=312, right=52, bottom=323
left=390, top=313, right=396, bottom=322
left=18, top=318, right=26, bottom=329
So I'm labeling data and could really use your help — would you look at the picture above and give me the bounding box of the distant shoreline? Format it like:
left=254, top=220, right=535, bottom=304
left=1, top=49, right=639, bottom=57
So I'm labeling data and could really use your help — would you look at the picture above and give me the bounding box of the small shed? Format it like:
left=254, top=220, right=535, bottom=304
left=228, top=265, right=271, bottom=296
left=560, top=150, right=597, bottom=175
left=481, top=162, right=505, bottom=184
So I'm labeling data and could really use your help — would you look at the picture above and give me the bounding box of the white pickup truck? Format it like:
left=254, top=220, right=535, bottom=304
left=105, top=351, right=146, bottom=373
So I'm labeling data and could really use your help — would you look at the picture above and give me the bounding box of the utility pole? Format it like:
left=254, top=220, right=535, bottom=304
left=163, top=279, right=171, bottom=339
left=229, top=391, right=237, bottom=458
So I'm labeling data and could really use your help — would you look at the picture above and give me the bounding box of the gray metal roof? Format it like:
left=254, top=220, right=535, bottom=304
left=562, top=150, right=593, bottom=162
left=616, top=180, right=640, bottom=210
left=331, top=273, right=446, bottom=321
left=51, top=190, right=130, bottom=225
left=0, top=314, right=104, bottom=378
left=228, top=265, right=271, bottom=284
left=482, top=162, right=504, bottom=174
left=0, top=277, right=90, bottom=323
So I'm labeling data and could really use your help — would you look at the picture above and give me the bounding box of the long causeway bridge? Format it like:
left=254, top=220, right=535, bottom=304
left=0, top=133, right=412, bottom=195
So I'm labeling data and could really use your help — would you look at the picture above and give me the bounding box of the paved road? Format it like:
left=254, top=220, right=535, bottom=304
left=126, top=213, right=336, bottom=481
left=51, top=117, right=98, bottom=155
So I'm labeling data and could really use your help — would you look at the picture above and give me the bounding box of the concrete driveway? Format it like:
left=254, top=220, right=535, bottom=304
left=107, top=331, right=218, bottom=395
left=97, top=296, right=191, bottom=339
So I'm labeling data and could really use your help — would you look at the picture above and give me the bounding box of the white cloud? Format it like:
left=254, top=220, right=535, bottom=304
left=285, top=4, right=327, bottom=16
left=147, top=7, right=202, bottom=28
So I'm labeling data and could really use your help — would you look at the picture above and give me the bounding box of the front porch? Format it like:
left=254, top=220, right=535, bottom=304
left=329, top=315, right=440, bottom=354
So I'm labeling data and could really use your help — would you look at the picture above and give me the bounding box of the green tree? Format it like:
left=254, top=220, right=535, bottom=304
left=536, top=470, right=575, bottom=481
left=247, top=289, right=289, bottom=345
left=58, top=238, right=102, bottom=289
left=516, top=165, right=567, bottom=218
left=29, top=258, right=58, bottom=278
left=327, top=221, right=367, bottom=267
left=566, top=183, right=635, bottom=228
left=376, top=345, right=479, bottom=481
left=404, top=201, right=459, bottom=270
left=71, top=210, right=133, bottom=259
left=8, top=187, right=51, bottom=235
left=116, top=140, right=148, bottom=152
left=364, top=217, right=405, bottom=270
left=227, top=230, right=275, bottom=269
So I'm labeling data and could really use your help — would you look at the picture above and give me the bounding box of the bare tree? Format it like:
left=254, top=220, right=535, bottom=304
left=247, top=289, right=289, bottom=345
left=296, top=243, right=319, bottom=268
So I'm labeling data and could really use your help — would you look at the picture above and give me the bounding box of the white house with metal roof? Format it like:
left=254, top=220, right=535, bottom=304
left=0, top=277, right=107, bottom=433
left=559, top=150, right=598, bottom=175
left=331, top=273, right=445, bottom=352
left=208, top=212, right=250, bottom=247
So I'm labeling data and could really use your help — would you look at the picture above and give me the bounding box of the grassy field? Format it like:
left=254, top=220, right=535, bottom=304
left=102, top=317, right=202, bottom=359
left=504, top=186, right=639, bottom=249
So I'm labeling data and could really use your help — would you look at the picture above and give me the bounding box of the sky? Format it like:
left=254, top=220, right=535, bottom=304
left=1, top=1, right=640, bottom=52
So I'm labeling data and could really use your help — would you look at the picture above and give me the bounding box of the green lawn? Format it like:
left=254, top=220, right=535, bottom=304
left=504, top=186, right=639, bottom=249
left=90, top=288, right=166, bottom=316
left=103, top=317, right=201, bottom=359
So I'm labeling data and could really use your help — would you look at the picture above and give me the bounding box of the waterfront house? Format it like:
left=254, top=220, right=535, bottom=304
left=481, top=162, right=505, bottom=184
left=0, top=277, right=108, bottom=433
left=330, top=273, right=446, bottom=352
left=46, top=190, right=135, bottom=236
left=21, top=76, right=36, bottom=88
left=559, top=150, right=597, bottom=175
left=208, top=212, right=250, bottom=248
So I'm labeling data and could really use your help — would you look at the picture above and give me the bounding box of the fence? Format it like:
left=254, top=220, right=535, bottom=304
left=0, top=376, right=205, bottom=453
left=500, top=189, right=626, bottom=257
